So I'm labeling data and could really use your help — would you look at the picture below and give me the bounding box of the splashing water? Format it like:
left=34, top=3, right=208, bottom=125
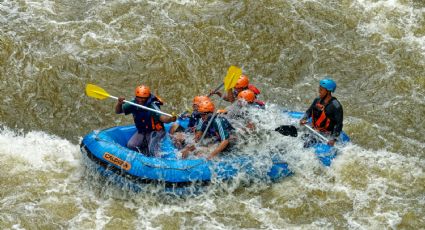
left=1, top=0, right=425, bottom=228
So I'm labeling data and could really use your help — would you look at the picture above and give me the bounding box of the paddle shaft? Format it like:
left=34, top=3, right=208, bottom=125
left=275, top=123, right=330, bottom=143
left=207, top=66, right=241, bottom=96
left=198, top=99, right=223, bottom=145
left=303, top=124, right=330, bottom=143
left=207, top=83, right=224, bottom=97
left=110, top=95, right=172, bottom=117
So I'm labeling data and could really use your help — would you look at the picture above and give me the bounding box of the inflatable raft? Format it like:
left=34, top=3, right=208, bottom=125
left=80, top=111, right=349, bottom=193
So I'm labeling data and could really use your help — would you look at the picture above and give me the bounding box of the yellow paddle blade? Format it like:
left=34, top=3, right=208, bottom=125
left=224, top=65, right=242, bottom=91
left=85, top=84, right=110, bottom=100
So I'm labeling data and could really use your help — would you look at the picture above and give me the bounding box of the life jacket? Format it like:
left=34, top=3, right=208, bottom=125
left=202, top=116, right=234, bottom=141
left=311, top=98, right=334, bottom=133
left=247, top=84, right=260, bottom=95
left=187, top=111, right=200, bottom=130
left=132, top=95, right=164, bottom=133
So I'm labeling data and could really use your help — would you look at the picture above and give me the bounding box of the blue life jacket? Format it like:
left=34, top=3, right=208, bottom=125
left=188, top=111, right=200, bottom=129
left=125, top=95, right=164, bottom=133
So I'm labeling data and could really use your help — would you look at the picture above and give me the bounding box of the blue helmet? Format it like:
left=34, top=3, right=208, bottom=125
left=319, top=78, right=336, bottom=92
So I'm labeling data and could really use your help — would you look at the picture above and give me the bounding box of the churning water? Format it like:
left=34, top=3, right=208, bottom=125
left=1, top=0, right=424, bottom=229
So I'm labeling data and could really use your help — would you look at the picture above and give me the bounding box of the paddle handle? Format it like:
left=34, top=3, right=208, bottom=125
left=304, top=124, right=329, bottom=143
left=110, top=95, right=172, bottom=117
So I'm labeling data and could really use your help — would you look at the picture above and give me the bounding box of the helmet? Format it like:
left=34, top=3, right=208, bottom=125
left=237, top=89, right=255, bottom=103
left=135, top=85, right=151, bottom=97
left=198, top=100, right=215, bottom=113
left=192, top=95, right=210, bottom=105
left=319, top=78, right=336, bottom=92
left=235, top=75, right=249, bottom=89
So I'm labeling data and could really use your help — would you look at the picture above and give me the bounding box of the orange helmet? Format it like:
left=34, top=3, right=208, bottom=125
left=135, top=85, right=150, bottom=97
left=192, top=95, right=210, bottom=105
left=198, top=100, right=215, bottom=113
left=237, top=89, right=255, bottom=103
left=235, top=75, right=249, bottom=89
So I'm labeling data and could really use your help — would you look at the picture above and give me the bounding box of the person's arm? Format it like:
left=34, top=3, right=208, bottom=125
left=207, top=139, right=229, bottom=160
left=194, top=130, right=203, bottom=142
left=246, top=120, right=256, bottom=130
left=181, top=144, right=196, bottom=158
left=115, top=97, right=125, bottom=114
left=300, top=99, right=317, bottom=124
left=206, top=118, right=230, bottom=160
left=329, top=100, right=343, bottom=140
left=226, top=89, right=236, bottom=103
left=210, top=89, right=234, bottom=102
left=169, top=123, right=179, bottom=135
left=149, top=101, right=175, bottom=123
left=159, top=114, right=177, bottom=123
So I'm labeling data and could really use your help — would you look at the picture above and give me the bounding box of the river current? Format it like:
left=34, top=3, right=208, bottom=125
left=1, top=0, right=424, bottom=229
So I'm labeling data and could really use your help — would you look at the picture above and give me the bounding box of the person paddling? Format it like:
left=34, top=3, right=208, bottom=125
left=212, top=74, right=265, bottom=106
left=226, top=89, right=265, bottom=130
left=181, top=100, right=234, bottom=160
left=115, top=85, right=176, bottom=155
left=300, top=78, right=343, bottom=147
left=169, top=95, right=210, bottom=149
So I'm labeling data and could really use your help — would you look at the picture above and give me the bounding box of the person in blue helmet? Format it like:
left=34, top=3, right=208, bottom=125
left=115, top=85, right=176, bottom=155
left=300, top=78, right=343, bottom=147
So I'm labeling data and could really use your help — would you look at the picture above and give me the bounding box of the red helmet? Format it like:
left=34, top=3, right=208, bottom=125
left=192, top=95, right=210, bottom=106
left=135, top=85, right=150, bottom=97
left=198, top=100, right=215, bottom=113
left=237, top=89, right=255, bottom=103
left=235, top=75, right=249, bottom=89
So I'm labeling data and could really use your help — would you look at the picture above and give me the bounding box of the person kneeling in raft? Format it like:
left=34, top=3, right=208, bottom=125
left=169, top=95, right=211, bottom=149
left=180, top=100, right=235, bottom=160
left=115, top=85, right=176, bottom=155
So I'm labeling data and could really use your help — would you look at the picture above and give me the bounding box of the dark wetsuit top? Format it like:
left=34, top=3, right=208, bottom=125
left=302, top=97, right=343, bottom=140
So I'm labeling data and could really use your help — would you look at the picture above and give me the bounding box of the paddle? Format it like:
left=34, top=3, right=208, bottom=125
left=207, top=65, right=242, bottom=97
left=274, top=124, right=330, bottom=143
left=303, top=124, right=330, bottom=143
left=199, top=66, right=242, bottom=144
left=85, top=84, right=173, bottom=117
left=274, top=125, right=298, bottom=137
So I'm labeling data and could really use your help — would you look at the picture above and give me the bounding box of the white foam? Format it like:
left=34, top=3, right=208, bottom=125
left=355, top=0, right=425, bottom=52
left=0, top=126, right=80, bottom=171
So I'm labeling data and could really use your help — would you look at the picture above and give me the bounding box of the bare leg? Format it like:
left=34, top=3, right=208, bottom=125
left=127, top=132, right=146, bottom=152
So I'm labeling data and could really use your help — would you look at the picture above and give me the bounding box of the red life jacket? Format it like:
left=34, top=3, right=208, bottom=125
left=311, top=101, right=331, bottom=132
left=248, top=84, right=260, bottom=95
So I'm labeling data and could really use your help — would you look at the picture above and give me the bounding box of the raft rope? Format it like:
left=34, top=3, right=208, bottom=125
left=92, top=135, right=208, bottom=171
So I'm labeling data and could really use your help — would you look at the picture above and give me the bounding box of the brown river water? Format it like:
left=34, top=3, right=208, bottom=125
left=0, top=0, right=424, bottom=229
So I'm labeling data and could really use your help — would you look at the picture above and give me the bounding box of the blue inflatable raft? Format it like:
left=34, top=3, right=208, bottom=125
left=80, top=111, right=349, bottom=192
